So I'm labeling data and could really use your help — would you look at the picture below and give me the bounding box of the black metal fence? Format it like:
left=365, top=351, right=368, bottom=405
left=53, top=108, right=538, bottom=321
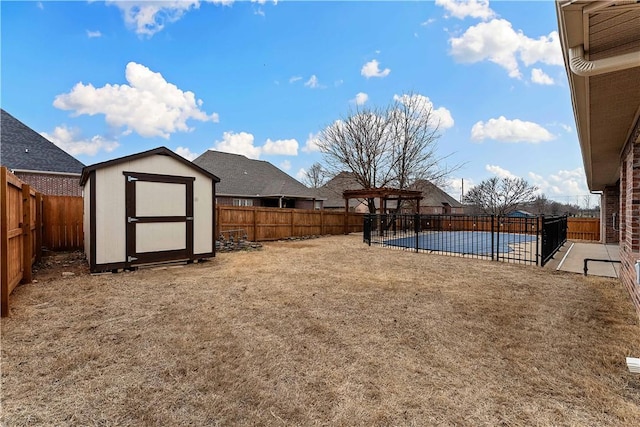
left=363, top=214, right=567, bottom=266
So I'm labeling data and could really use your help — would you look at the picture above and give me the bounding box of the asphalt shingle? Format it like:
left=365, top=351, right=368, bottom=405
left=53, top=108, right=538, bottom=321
left=193, top=150, right=318, bottom=199
left=1, top=109, right=85, bottom=173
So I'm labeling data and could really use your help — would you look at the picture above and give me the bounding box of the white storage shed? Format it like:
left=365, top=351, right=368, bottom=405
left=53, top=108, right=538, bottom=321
left=80, top=147, right=220, bottom=273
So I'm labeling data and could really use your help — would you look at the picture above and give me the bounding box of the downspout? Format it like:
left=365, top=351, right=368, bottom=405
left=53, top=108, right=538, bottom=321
left=568, top=45, right=640, bottom=77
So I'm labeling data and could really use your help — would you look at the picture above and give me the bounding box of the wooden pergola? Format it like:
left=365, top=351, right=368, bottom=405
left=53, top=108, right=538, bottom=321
left=343, top=188, right=423, bottom=214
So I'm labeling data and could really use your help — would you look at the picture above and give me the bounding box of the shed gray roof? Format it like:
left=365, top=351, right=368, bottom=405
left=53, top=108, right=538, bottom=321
left=193, top=150, right=320, bottom=199
left=0, top=109, right=85, bottom=174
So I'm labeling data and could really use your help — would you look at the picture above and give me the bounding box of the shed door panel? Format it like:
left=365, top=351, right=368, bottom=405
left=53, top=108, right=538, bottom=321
left=125, top=172, right=194, bottom=266
left=136, top=182, right=186, bottom=217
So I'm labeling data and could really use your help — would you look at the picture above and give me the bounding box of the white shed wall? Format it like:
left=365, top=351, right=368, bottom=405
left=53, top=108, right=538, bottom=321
left=93, top=154, right=213, bottom=265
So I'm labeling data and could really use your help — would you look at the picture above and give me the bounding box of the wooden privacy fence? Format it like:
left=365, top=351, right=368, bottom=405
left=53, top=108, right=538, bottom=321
left=567, top=217, right=600, bottom=241
left=1, top=167, right=42, bottom=317
left=216, top=206, right=364, bottom=241
left=42, top=196, right=84, bottom=251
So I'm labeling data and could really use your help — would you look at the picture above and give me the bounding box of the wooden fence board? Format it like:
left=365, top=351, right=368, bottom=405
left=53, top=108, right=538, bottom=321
left=42, top=196, right=84, bottom=251
left=1, top=167, right=41, bottom=317
left=216, top=206, right=364, bottom=241
left=567, top=217, right=600, bottom=241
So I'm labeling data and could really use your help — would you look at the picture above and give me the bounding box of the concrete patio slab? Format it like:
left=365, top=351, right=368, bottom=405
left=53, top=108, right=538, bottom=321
left=545, top=241, right=620, bottom=278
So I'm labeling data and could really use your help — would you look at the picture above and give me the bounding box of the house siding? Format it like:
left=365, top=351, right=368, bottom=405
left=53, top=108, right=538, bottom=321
left=14, top=172, right=81, bottom=196
left=619, top=141, right=640, bottom=318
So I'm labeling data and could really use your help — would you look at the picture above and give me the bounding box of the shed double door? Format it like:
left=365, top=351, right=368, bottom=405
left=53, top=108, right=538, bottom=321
left=124, top=172, right=194, bottom=266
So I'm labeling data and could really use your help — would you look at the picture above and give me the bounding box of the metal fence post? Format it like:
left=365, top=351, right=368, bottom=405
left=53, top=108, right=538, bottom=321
left=491, top=215, right=495, bottom=261
left=414, top=213, right=420, bottom=253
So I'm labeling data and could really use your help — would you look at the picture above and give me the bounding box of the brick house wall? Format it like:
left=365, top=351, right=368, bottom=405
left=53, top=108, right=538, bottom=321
left=14, top=172, right=82, bottom=196
left=618, top=142, right=640, bottom=317
left=601, top=184, right=619, bottom=243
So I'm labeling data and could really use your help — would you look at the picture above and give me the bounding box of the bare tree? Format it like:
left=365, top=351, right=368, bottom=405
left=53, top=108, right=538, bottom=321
left=388, top=93, right=451, bottom=190
left=302, top=162, right=328, bottom=188
left=316, top=93, right=454, bottom=212
left=316, top=105, right=392, bottom=212
left=463, top=177, right=538, bottom=215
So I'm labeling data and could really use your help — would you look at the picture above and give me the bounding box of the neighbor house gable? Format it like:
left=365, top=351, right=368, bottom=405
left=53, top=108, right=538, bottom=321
left=1, top=109, right=86, bottom=195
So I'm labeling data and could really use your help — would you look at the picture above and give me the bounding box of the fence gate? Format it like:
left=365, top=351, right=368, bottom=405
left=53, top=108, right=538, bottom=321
left=124, top=172, right=194, bottom=268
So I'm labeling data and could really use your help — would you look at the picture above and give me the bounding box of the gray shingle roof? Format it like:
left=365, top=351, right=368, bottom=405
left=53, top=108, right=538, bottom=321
left=193, top=150, right=320, bottom=199
left=1, top=109, right=85, bottom=174
left=318, top=172, right=364, bottom=209
left=408, top=179, right=463, bottom=208
left=319, top=173, right=462, bottom=209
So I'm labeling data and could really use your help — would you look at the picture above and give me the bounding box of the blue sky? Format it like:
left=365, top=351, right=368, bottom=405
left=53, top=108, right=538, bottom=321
left=1, top=0, right=592, bottom=205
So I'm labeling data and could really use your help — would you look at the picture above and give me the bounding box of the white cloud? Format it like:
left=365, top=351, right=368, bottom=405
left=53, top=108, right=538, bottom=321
left=213, top=131, right=261, bottom=159
left=295, top=168, right=307, bottom=181
left=531, top=68, right=555, bottom=85
left=289, top=75, right=302, bottom=83
left=486, top=164, right=517, bottom=179
left=334, top=79, right=344, bottom=87
left=361, top=59, right=391, bottom=79
left=107, top=0, right=233, bottom=37
left=421, top=18, right=436, bottom=26
left=445, top=177, right=473, bottom=201
left=352, top=92, right=369, bottom=106
left=53, top=62, right=218, bottom=139
left=280, top=160, right=291, bottom=171
left=302, top=132, right=321, bottom=153
left=41, top=125, right=119, bottom=156
left=263, top=138, right=299, bottom=156
left=449, top=18, right=562, bottom=79
left=471, top=116, right=554, bottom=143
left=86, top=30, right=102, bottom=38
left=393, top=93, right=455, bottom=130
left=435, top=0, right=494, bottom=21
left=175, top=146, right=198, bottom=161
left=528, top=168, right=589, bottom=200
left=304, top=75, right=321, bottom=89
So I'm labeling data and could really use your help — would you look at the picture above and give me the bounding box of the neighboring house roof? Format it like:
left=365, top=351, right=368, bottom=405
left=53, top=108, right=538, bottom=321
left=556, top=1, right=640, bottom=190
left=319, top=173, right=460, bottom=210
left=80, top=146, right=220, bottom=186
left=0, top=109, right=85, bottom=174
left=408, top=179, right=462, bottom=208
left=193, top=150, right=319, bottom=199
left=508, top=210, right=535, bottom=218
left=318, top=171, right=364, bottom=209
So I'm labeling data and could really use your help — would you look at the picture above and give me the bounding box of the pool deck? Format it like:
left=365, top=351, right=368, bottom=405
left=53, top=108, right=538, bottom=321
left=545, top=241, right=620, bottom=278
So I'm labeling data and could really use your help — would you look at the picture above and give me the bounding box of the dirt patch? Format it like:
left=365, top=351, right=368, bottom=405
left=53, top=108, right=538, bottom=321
left=2, top=234, right=640, bottom=426
left=32, top=251, right=90, bottom=282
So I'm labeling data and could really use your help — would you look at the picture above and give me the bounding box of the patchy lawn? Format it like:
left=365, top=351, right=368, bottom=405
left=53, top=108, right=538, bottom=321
left=2, top=234, right=640, bottom=426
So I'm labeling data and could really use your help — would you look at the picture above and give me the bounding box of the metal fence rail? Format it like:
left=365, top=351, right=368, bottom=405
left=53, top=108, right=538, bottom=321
left=363, top=213, right=567, bottom=266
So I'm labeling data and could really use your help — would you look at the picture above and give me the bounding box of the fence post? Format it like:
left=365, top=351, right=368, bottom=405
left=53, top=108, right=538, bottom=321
left=21, top=184, right=32, bottom=284
left=491, top=215, right=495, bottom=261
left=414, top=213, right=420, bottom=253
left=536, top=215, right=540, bottom=266
left=1, top=167, right=9, bottom=317
left=35, top=193, right=43, bottom=263
left=495, top=215, right=500, bottom=262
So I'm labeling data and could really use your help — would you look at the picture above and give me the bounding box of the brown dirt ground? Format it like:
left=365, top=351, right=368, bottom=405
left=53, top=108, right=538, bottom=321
left=2, top=234, right=640, bottom=426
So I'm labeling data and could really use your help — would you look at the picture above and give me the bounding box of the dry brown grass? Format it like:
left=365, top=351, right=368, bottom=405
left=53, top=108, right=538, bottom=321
left=2, top=234, right=640, bottom=426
